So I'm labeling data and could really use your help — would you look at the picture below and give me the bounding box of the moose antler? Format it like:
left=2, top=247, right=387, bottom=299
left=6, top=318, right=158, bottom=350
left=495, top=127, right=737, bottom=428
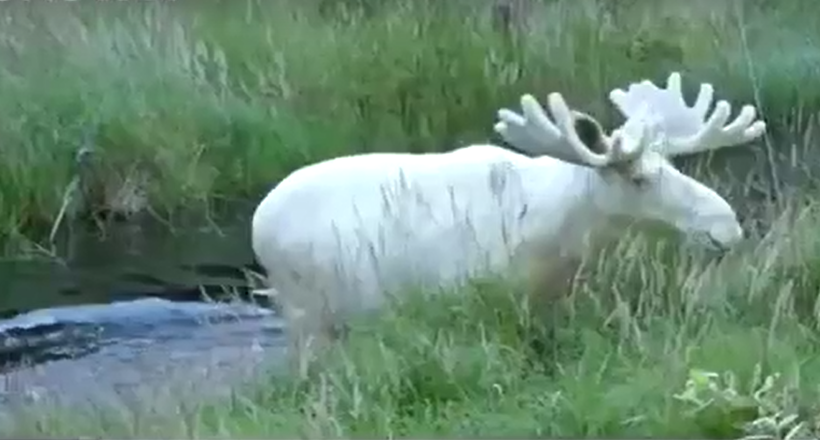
left=608, top=72, right=766, bottom=157
left=494, top=92, right=649, bottom=168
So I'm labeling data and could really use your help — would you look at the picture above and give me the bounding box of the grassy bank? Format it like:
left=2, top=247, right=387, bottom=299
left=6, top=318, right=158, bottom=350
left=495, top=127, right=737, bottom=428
left=2, top=0, right=820, bottom=437
left=7, top=201, right=820, bottom=437
left=0, top=0, right=818, bottom=253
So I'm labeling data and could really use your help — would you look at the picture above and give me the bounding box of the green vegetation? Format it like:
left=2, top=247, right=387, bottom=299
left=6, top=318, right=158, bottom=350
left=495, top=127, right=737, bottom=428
left=8, top=207, right=820, bottom=437
left=0, top=0, right=817, bottom=252
left=2, top=0, right=820, bottom=437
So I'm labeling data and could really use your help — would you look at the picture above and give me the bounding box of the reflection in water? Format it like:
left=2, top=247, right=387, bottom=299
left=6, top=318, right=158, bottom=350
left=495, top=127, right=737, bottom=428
left=0, top=203, right=287, bottom=418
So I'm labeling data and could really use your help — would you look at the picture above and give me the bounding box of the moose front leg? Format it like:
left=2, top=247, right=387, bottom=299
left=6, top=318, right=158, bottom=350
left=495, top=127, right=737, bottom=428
left=283, top=302, right=347, bottom=381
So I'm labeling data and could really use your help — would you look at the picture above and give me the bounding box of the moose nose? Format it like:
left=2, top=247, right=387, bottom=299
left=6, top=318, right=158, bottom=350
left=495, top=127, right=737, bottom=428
left=708, top=223, right=744, bottom=250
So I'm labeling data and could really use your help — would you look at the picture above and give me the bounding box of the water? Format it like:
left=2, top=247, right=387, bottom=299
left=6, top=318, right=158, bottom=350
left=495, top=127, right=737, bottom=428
left=0, top=133, right=810, bottom=420
left=0, top=299, right=287, bottom=409
left=0, top=202, right=288, bottom=416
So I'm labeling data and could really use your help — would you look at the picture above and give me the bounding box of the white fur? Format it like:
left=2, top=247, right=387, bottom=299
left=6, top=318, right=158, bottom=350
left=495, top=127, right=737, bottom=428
left=250, top=72, right=766, bottom=369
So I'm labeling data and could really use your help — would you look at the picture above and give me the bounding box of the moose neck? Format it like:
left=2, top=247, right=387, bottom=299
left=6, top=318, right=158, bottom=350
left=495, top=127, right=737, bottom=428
left=516, top=157, right=616, bottom=259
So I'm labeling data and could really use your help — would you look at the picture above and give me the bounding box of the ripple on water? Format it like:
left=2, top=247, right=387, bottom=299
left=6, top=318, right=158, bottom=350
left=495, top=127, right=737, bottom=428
left=0, top=297, right=289, bottom=420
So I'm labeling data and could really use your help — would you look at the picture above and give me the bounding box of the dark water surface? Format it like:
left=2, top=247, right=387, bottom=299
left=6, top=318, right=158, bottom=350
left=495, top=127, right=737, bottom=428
left=0, top=203, right=289, bottom=418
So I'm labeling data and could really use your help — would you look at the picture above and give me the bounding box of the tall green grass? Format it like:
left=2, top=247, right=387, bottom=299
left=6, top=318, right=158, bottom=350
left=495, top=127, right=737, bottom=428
left=6, top=200, right=820, bottom=438
left=1, top=1, right=820, bottom=437
left=0, top=0, right=817, bottom=252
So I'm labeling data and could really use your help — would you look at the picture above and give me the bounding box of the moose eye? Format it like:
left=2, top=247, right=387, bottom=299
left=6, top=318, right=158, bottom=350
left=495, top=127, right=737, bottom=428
left=631, top=174, right=651, bottom=187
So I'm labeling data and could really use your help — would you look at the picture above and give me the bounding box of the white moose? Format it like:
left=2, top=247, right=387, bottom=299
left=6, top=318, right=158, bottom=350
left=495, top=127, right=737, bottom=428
left=251, top=72, right=766, bottom=370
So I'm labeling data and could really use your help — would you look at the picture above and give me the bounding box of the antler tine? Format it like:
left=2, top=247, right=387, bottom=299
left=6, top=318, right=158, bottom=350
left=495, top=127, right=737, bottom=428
left=666, top=101, right=767, bottom=155
left=609, top=71, right=766, bottom=158
left=494, top=92, right=645, bottom=167
left=529, top=93, right=615, bottom=167
left=663, top=71, right=715, bottom=121
left=609, top=102, right=653, bottom=162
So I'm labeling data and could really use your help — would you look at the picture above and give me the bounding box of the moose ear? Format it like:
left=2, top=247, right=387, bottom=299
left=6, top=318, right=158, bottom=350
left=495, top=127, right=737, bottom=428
left=572, top=112, right=608, bottom=154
